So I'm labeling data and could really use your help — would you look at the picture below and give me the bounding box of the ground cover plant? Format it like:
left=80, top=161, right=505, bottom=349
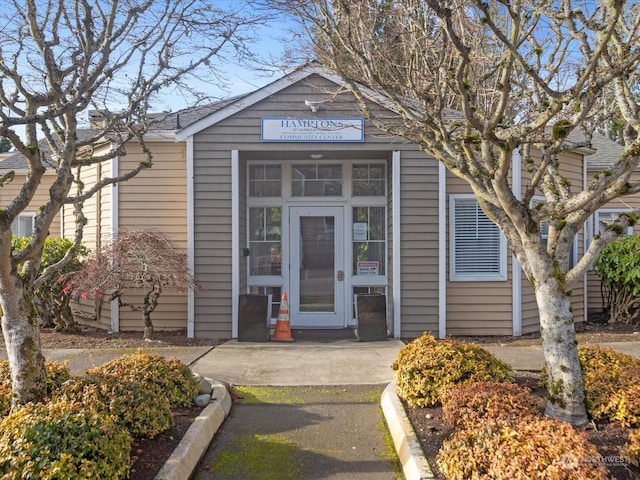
left=0, top=352, right=201, bottom=479
left=395, top=334, right=640, bottom=479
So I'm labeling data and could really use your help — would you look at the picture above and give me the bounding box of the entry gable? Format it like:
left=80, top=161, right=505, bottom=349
left=175, top=64, right=347, bottom=141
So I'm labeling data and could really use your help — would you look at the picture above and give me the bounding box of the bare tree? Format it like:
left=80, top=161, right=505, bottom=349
left=0, top=0, right=264, bottom=406
left=67, top=230, right=195, bottom=340
left=272, top=0, right=640, bottom=425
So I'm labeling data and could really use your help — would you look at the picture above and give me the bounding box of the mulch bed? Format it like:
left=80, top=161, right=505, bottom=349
left=404, top=371, right=640, bottom=480
left=128, top=405, right=203, bottom=480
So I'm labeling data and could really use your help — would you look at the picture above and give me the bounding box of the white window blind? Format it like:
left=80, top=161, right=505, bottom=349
left=451, top=197, right=506, bottom=280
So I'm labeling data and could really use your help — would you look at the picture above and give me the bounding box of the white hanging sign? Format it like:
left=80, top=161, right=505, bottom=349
left=261, top=118, right=364, bottom=142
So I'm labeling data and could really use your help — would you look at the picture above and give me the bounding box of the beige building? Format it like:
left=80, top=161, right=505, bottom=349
left=0, top=65, right=628, bottom=338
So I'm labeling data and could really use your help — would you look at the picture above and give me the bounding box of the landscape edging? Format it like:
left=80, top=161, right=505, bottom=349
left=381, top=382, right=435, bottom=480
left=154, top=381, right=231, bottom=480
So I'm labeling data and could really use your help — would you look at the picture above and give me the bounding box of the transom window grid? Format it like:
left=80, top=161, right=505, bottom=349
left=291, top=163, right=343, bottom=197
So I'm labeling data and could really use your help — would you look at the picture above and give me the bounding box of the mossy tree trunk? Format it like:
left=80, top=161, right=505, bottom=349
left=535, top=279, right=587, bottom=425
left=0, top=247, right=46, bottom=406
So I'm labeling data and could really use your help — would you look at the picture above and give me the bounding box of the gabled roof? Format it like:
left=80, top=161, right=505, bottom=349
left=586, top=133, right=625, bottom=170
left=174, top=63, right=345, bottom=141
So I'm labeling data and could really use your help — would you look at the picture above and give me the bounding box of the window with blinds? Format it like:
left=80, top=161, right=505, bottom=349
left=450, top=196, right=506, bottom=281
left=11, top=214, right=34, bottom=238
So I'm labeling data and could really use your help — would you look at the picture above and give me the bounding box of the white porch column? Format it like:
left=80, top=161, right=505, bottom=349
left=438, top=161, right=447, bottom=339
left=392, top=151, right=402, bottom=338
left=231, top=150, right=240, bottom=338
left=186, top=136, right=195, bottom=338
left=512, top=148, right=522, bottom=337
left=110, top=155, right=120, bottom=333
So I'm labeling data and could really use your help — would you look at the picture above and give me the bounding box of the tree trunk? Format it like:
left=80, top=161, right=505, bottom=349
left=0, top=275, right=46, bottom=407
left=142, top=286, right=161, bottom=340
left=535, top=279, right=588, bottom=426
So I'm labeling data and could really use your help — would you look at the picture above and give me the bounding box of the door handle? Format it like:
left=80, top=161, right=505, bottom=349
left=337, top=270, right=344, bottom=281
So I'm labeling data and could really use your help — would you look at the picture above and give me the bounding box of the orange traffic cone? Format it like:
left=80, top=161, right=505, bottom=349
left=272, top=292, right=293, bottom=342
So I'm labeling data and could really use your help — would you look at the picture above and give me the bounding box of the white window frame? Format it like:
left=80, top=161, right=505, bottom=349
left=533, top=196, right=579, bottom=268
left=594, top=209, right=634, bottom=237
left=449, top=194, right=507, bottom=281
left=11, top=213, right=35, bottom=237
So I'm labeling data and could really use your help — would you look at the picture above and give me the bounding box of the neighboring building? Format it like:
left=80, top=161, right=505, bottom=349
left=585, top=133, right=640, bottom=316
left=0, top=64, right=628, bottom=338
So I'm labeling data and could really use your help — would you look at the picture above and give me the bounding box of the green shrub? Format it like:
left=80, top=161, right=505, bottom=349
left=13, top=236, right=88, bottom=330
left=624, top=429, right=640, bottom=467
left=0, top=399, right=131, bottom=479
left=87, top=351, right=198, bottom=407
left=594, top=233, right=640, bottom=323
left=441, top=381, right=541, bottom=430
left=436, top=416, right=609, bottom=480
left=391, top=333, right=512, bottom=407
left=579, top=346, right=640, bottom=426
left=0, top=359, right=72, bottom=395
left=54, top=376, right=173, bottom=439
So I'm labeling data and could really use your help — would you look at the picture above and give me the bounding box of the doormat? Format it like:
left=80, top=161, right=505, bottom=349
left=290, top=328, right=357, bottom=342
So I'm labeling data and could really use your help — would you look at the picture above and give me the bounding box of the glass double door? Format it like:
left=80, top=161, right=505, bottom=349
left=289, top=206, right=345, bottom=327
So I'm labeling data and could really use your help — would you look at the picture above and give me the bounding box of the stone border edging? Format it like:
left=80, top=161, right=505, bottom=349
left=154, top=381, right=232, bottom=480
left=381, top=382, right=435, bottom=480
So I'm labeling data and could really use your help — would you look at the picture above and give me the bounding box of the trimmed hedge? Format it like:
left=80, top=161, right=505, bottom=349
left=625, top=429, right=640, bottom=467
left=391, top=333, right=512, bottom=407
left=0, top=359, right=72, bottom=396
left=54, top=375, right=174, bottom=439
left=441, top=381, right=542, bottom=430
left=436, top=416, right=609, bottom=480
left=87, top=351, right=199, bottom=408
left=579, top=345, right=640, bottom=427
left=0, top=400, right=131, bottom=479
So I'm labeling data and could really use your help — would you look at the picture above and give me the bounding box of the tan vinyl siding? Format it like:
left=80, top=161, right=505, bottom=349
left=521, top=276, right=539, bottom=334
left=399, top=153, right=440, bottom=338
left=68, top=140, right=189, bottom=332
left=65, top=155, right=114, bottom=330
left=0, top=174, right=61, bottom=237
left=116, top=141, right=188, bottom=331
left=519, top=149, right=586, bottom=329
left=193, top=149, right=233, bottom=339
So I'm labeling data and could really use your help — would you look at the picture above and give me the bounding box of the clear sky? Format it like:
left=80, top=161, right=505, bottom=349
left=155, top=2, right=299, bottom=113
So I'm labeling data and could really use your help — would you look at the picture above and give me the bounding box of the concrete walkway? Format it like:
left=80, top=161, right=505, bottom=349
left=190, top=339, right=404, bottom=386
left=3, top=338, right=639, bottom=480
